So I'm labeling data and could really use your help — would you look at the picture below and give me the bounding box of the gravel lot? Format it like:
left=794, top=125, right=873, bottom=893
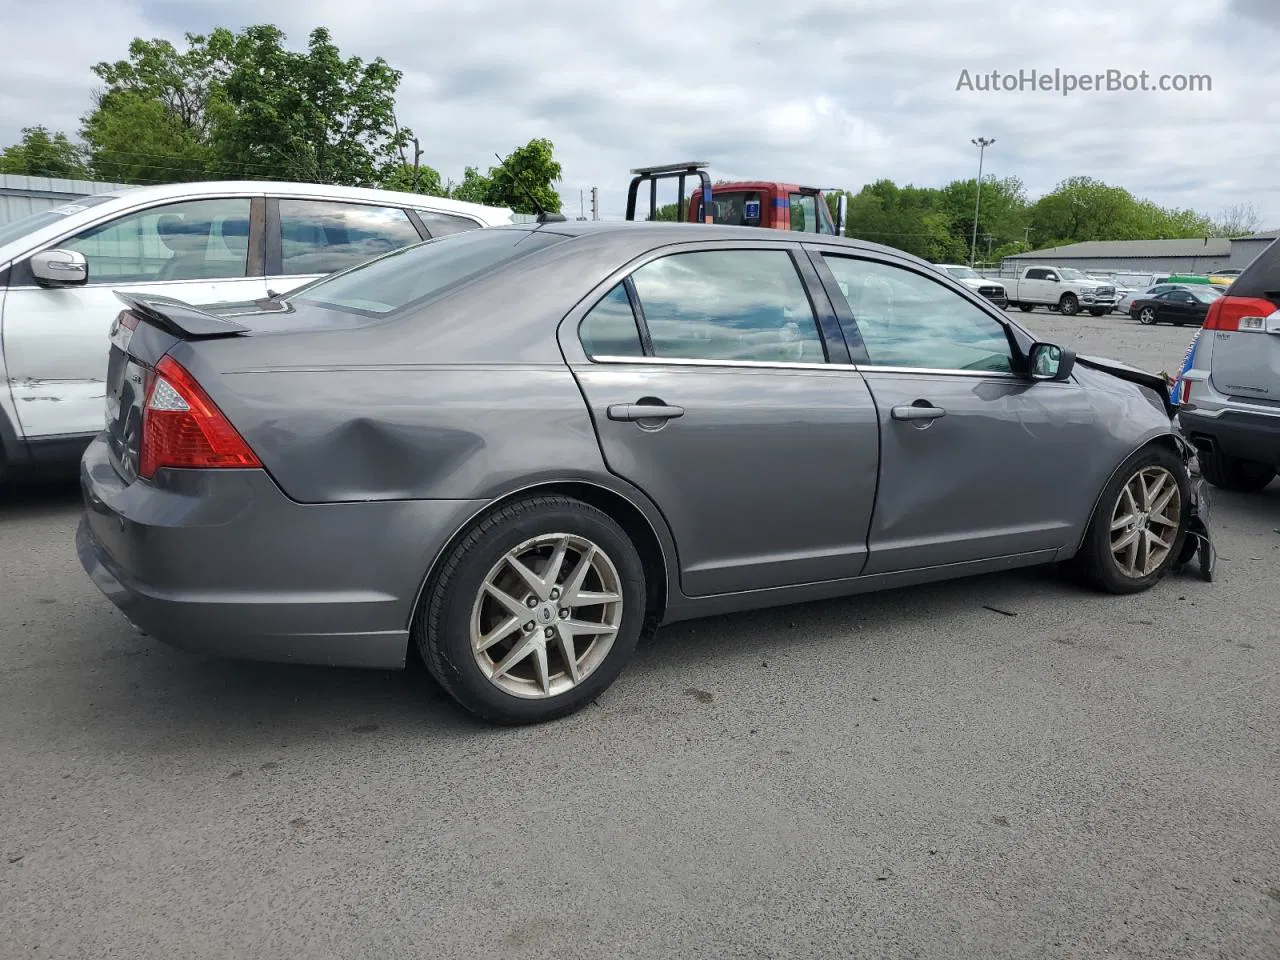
left=2, top=309, right=1277, bottom=960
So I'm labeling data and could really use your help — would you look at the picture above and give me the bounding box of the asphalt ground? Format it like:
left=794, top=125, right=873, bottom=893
left=1, top=307, right=1277, bottom=960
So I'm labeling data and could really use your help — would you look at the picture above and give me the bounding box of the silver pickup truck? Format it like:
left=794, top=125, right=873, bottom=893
left=1004, top=265, right=1118, bottom=316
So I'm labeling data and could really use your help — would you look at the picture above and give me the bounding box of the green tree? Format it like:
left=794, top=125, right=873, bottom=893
left=481, top=138, right=563, bottom=214
left=215, top=25, right=412, bottom=185
left=81, top=34, right=229, bottom=182
left=380, top=161, right=446, bottom=197
left=0, top=126, right=89, bottom=178
left=1029, top=176, right=1212, bottom=247
left=448, top=166, right=493, bottom=205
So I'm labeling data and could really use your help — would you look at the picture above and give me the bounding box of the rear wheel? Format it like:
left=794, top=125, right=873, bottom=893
left=1018, top=303, right=1035, bottom=312
left=415, top=495, right=647, bottom=725
left=1059, top=293, right=1080, bottom=316
left=1198, top=447, right=1277, bottom=492
left=1069, top=445, right=1190, bottom=594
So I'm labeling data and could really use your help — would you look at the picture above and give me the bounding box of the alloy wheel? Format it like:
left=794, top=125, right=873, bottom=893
left=1139, top=307, right=1156, bottom=324
left=469, top=533, right=624, bottom=699
left=1109, top=466, right=1182, bottom=579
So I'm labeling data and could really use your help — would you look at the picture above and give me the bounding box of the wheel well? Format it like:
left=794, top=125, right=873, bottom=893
left=1072, top=434, right=1183, bottom=555
left=408, top=481, right=670, bottom=654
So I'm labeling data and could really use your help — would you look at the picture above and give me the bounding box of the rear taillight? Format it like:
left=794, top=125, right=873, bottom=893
left=139, top=355, right=261, bottom=479
left=1202, top=295, right=1278, bottom=332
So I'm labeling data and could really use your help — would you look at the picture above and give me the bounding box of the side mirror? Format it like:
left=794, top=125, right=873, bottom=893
left=1028, top=342, right=1075, bottom=382
left=1045, top=275, right=1058, bottom=283
left=30, top=248, right=88, bottom=287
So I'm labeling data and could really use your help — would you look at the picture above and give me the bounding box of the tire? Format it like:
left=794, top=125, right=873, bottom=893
left=1069, top=444, right=1191, bottom=594
left=1059, top=293, right=1080, bottom=316
left=1137, top=306, right=1157, bottom=325
left=414, top=495, right=648, bottom=725
left=1089, top=308, right=1107, bottom=317
left=1199, top=447, right=1277, bottom=492
left=1018, top=303, right=1035, bottom=312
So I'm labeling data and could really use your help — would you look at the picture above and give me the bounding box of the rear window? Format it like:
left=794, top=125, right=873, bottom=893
left=287, top=227, right=567, bottom=317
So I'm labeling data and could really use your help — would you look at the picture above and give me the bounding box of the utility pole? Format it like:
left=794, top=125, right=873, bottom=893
left=411, top=137, right=424, bottom=193
left=590, top=186, right=599, bottom=221
left=969, top=137, right=995, bottom=267
left=579, top=190, right=585, bottom=220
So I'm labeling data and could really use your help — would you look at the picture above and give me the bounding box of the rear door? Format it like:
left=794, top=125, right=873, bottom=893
left=263, top=197, right=430, bottom=296
left=2, top=195, right=266, bottom=444
left=559, top=239, right=881, bottom=597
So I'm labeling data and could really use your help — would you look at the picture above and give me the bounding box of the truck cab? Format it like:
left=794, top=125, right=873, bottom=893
left=624, top=162, right=846, bottom=235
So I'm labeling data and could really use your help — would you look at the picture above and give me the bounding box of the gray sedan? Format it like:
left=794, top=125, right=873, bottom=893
left=78, top=222, right=1200, bottom=725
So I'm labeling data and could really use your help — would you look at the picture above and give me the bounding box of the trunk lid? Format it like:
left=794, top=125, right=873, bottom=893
left=1204, top=239, right=1280, bottom=402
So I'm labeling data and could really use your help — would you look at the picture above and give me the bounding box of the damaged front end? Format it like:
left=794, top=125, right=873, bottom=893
left=1076, top=354, right=1215, bottom=581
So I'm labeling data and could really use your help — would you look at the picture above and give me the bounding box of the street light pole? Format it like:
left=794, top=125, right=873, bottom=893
left=969, top=137, right=995, bottom=267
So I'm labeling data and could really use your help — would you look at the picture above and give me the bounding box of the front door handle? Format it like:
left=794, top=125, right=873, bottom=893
left=891, top=403, right=946, bottom=422
left=607, top=402, right=685, bottom=422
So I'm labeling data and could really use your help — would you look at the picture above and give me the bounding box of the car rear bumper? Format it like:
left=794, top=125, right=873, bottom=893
left=76, top=434, right=487, bottom=669
left=1178, top=407, right=1280, bottom=466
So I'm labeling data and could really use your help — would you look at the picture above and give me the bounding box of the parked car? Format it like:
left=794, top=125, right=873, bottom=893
left=1177, top=237, right=1280, bottom=492
left=0, top=180, right=515, bottom=482
left=934, top=264, right=1009, bottom=308
left=1003, top=265, right=1118, bottom=316
left=1129, top=284, right=1223, bottom=325
left=1116, top=282, right=1223, bottom=315
left=78, top=222, right=1201, bottom=725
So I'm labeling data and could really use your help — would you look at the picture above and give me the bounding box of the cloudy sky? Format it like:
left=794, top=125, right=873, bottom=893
left=2, top=0, right=1277, bottom=225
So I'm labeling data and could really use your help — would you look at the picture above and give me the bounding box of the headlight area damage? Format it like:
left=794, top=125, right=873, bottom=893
left=1075, top=354, right=1214, bottom=581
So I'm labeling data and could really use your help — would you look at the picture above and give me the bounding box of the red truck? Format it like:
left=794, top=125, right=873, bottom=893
left=624, top=161, right=848, bottom=235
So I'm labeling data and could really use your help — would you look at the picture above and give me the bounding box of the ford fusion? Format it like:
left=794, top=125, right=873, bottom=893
left=79, top=221, right=1198, bottom=725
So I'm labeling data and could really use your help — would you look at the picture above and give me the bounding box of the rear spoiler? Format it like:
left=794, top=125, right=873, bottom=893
left=1075, top=354, right=1175, bottom=418
left=114, top=291, right=250, bottom=338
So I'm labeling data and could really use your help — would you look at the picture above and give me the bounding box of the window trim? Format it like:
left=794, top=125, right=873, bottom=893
left=266, top=196, right=428, bottom=279
left=573, top=242, right=841, bottom=368
left=804, top=245, right=1033, bottom=379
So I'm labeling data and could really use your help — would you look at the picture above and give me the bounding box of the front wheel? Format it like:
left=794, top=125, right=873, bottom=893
left=1059, top=293, right=1080, bottom=316
left=1068, top=445, right=1190, bottom=594
left=1018, top=303, right=1035, bottom=312
left=1137, top=306, right=1157, bottom=325
left=415, top=495, right=648, bottom=724
left=1089, top=308, right=1107, bottom=317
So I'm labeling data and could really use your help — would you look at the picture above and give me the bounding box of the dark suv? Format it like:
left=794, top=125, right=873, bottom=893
left=1177, top=238, right=1280, bottom=492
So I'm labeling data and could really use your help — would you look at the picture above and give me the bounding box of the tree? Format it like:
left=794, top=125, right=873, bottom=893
left=478, top=138, right=563, bottom=214
left=380, top=161, right=446, bottom=197
left=215, top=26, right=412, bottom=185
left=81, top=33, right=230, bottom=182
left=1210, top=202, right=1262, bottom=238
left=0, top=126, right=89, bottom=178
left=1029, top=176, right=1212, bottom=247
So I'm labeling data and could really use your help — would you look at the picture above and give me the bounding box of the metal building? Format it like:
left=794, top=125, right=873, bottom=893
left=0, top=174, right=136, bottom=225
left=999, top=231, right=1279, bottom=276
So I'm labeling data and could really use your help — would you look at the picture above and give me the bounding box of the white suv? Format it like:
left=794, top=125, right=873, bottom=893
left=0, top=180, right=515, bottom=481
left=1177, top=237, right=1280, bottom=493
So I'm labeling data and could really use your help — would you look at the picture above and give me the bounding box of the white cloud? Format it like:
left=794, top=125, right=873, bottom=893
left=0, top=0, right=1275, bottom=226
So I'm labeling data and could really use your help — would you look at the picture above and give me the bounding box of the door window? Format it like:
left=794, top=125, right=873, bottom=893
left=823, top=255, right=1014, bottom=373
left=578, top=283, right=645, bottom=358
left=789, top=194, right=820, bottom=233
left=278, top=199, right=422, bottom=275
left=417, top=210, right=482, bottom=237
left=59, top=197, right=252, bottom=283
left=629, top=249, right=826, bottom=363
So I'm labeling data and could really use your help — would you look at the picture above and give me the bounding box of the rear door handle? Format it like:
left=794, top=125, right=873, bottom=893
left=607, top=403, right=685, bottom=422
left=891, top=404, right=946, bottom=421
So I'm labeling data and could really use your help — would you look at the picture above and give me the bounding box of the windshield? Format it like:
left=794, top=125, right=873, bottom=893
left=944, top=266, right=980, bottom=279
left=1058, top=267, right=1086, bottom=280
left=289, top=227, right=568, bottom=316
left=0, top=196, right=116, bottom=249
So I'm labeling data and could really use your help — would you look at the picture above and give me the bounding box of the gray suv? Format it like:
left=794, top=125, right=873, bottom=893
left=1178, top=237, right=1280, bottom=492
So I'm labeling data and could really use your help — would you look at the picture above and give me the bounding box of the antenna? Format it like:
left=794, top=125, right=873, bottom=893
left=494, top=152, right=567, bottom=223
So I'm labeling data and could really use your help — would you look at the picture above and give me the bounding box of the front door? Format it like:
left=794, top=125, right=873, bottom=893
left=2, top=196, right=267, bottom=443
left=562, top=243, right=880, bottom=597
left=813, top=250, right=1100, bottom=575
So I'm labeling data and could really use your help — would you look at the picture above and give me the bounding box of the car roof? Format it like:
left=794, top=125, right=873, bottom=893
left=88, top=179, right=514, bottom=224
left=499, top=218, right=938, bottom=264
